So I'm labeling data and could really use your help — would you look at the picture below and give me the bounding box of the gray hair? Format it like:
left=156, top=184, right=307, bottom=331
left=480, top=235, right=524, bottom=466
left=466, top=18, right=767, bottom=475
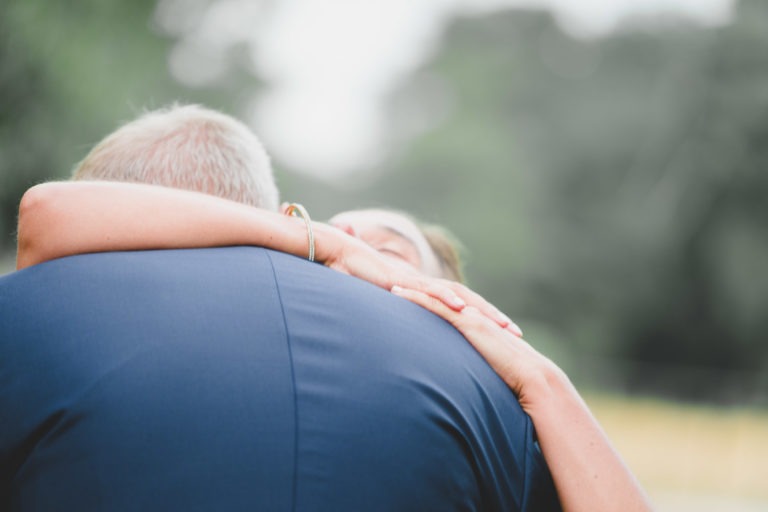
left=72, top=104, right=279, bottom=211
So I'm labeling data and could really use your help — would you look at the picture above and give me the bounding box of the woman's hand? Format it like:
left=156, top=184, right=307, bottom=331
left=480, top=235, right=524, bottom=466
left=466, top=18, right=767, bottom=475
left=388, top=287, right=552, bottom=407
left=315, top=225, right=522, bottom=335
left=388, top=287, right=655, bottom=512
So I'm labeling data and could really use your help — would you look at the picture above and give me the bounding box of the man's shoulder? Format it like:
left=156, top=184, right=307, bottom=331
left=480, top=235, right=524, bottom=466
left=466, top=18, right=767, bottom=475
left=1, top=247, right=295, bottom=295
left=0, top=246, right=301, bottom=510
left=0, top=247, right=557, bottom=511
left=266, top=249, right=545, bottom=511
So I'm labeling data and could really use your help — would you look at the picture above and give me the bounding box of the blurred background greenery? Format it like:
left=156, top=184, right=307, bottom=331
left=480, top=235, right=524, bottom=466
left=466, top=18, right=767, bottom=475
left=2, top=0, right=767, bottom=508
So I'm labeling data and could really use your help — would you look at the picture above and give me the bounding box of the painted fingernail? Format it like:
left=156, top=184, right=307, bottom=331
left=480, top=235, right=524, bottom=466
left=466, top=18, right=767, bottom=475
left=451, top=296, right=466, bottom=308
left=496, top=312, right=512, bottom=328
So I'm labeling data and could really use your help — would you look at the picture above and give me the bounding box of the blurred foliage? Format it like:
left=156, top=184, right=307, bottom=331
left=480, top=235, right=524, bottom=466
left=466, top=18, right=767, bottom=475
left=1, top=0, right=766, bottom=402
left=0, top=0, right=257, bottom=255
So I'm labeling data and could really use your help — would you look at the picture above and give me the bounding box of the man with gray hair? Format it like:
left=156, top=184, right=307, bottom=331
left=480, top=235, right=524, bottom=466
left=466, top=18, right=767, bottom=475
left=73, top=103, right=279, bottom=211
left=0, top=105, right=560, bottom=510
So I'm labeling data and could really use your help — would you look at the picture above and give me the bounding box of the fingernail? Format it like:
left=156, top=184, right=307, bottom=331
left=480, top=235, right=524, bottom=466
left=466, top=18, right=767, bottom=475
left=451, top=296, right=466, bottom=308
left=462, top=306, right=480, bottom=315
left=507, top=321, right=523, bottom=337
left=496, top=312, right=512, bottom=328
left=391, top=285, right=404, bottom=294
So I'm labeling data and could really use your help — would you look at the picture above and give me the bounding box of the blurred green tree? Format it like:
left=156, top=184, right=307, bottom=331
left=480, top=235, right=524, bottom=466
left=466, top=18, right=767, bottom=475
left=0, top=0, right=246, bottom=257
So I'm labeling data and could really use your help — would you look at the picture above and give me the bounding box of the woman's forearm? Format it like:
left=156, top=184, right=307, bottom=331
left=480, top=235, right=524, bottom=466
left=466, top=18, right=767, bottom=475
left=14, top=181, right=509, bottom=324
left=524, top=367, right=654, bottom=512
left=386, top=290, right=654, bottom=512
left=16, top=181, right=339, bottom=270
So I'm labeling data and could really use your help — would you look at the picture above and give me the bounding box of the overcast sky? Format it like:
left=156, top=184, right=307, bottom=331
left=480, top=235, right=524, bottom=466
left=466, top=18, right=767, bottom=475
left=160, top=0, right=734, bottom=179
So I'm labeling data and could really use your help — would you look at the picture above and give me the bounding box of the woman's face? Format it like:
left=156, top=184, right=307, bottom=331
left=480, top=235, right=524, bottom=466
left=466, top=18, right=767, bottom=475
left=329, top=209, right=441, bottom=277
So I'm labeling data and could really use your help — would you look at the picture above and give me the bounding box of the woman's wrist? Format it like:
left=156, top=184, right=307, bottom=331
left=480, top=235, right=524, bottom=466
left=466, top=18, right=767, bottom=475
left=518, top=359, right=579, bottom=421
left=311, top=222, right=346, bottom=264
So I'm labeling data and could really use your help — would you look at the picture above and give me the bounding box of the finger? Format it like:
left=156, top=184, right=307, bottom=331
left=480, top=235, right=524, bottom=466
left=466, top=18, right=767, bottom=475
left=391, top=285, right=462, bottom=320
left=448, top=282, right=508, bottom=326
left=392, top=287, right=530, bottom=380
left=391, top=287, right=496, bottom=342
left=392, top=276, right=466, bottom=311
left=446, top=282, right=523, bottom=336
left=455, top=306, right=506, bottom=342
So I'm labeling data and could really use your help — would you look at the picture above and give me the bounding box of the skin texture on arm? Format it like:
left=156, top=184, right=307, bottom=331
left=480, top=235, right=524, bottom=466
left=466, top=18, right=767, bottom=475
left=16, top=181, right=518, bottom=328
left=16, top=181, right=325, bottom=270
left=390, top=287, right=655, bottom=512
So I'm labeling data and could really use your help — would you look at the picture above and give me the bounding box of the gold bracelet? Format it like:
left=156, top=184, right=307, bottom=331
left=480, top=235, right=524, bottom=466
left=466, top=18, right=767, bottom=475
left=285, top=203, right=315, bottom=262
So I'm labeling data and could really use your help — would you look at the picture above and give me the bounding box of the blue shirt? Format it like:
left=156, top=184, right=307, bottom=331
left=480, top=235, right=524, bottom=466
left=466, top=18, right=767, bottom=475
left=0, top=247, right=560, bottom=511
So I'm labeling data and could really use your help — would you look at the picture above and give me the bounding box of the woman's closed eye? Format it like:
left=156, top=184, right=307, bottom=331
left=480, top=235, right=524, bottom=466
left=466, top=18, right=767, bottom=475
left=375, top=246, right=408, bottom=260
left=370, top=244, right=423, bottom=272
left=328, top=217, right=424, bottom=272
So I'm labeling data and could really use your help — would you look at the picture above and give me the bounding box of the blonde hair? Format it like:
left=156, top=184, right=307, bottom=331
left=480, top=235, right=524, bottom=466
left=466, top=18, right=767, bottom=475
left=72, top=104, right=279, bottom=211
left=418, top=222, right=465, bottom=283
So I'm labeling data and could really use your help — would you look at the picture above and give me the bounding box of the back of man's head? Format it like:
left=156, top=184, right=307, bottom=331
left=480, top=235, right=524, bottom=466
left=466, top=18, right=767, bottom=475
left=72, top=104, right=279, bottom=211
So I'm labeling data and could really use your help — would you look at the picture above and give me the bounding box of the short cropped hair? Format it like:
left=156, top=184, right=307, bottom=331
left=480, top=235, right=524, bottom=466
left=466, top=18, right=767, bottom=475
left=72, top=104, right=279, bottom=211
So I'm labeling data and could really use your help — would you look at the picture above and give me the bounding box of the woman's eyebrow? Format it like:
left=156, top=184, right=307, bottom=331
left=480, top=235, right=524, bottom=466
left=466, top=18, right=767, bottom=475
left=379, top=226, right=420, bottom=251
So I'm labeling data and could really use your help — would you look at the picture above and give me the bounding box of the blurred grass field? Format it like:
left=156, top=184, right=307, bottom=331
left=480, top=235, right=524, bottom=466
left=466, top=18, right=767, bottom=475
left=585, top=393, right=768, bottom=511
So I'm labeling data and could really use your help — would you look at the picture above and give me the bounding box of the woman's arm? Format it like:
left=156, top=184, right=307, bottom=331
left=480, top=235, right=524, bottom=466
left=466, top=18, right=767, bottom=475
left=16, top=181, right=326, bottom=270
left=17, top=182, right=517, bottom=324
left=390, top=287, right=654, bottom=512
